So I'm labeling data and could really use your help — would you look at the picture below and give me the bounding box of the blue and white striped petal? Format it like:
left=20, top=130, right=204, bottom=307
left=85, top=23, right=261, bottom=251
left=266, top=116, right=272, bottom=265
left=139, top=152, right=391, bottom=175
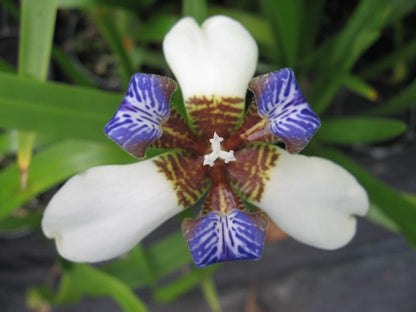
left=182, top=210, right=268, bottom=268
left=249, top=68, right=320, bottom=153
left=104, top=74, right=177, bottom=158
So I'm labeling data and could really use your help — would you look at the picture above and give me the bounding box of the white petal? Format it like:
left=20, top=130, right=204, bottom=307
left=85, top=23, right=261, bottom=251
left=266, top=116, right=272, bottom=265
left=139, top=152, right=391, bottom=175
left=163, top=15, right=258, bottom=100
left=259, top=148, right=369, bottom=249
left=42, top=159, right=181, bottom=262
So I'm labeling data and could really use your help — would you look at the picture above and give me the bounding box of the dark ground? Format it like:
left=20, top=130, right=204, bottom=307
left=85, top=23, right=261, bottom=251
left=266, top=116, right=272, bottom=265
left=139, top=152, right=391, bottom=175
left=1, top=142, right=415, bottom=312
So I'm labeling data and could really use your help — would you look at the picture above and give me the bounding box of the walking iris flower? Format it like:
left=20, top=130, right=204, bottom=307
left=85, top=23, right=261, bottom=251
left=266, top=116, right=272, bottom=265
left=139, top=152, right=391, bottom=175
left=42, top=16, right=369, bottom=268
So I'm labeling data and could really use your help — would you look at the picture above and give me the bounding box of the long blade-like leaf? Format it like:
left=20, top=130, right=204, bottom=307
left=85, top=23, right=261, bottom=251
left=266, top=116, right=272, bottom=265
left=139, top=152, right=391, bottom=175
left=57, top=264, right=148, bottom=312
left=57, top=0, right=141, bottom=10
left=341, top=74, right=379, bottom=101
left=260, top=0, right=302, bottom=67
left=183, top=0, right=207, bottom=24
left=90, top=8, right=135, bottom=88
left=316, top=117, right=407, bottom=144
left=0, top=72, right=121, bottom=142
left=19, top=0, right=57, bottom=80
left=360, top=39, right=416, bottom=79
left=368, top=79, right=416, bottom=116
left=328, top=0, right=415, bottom=72
left=18, top=0, right=57, bottom=188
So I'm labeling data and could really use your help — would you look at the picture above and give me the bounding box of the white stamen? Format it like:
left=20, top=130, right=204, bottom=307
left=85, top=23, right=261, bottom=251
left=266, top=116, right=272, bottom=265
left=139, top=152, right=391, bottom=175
left=203, top=132, right=236, bottom=167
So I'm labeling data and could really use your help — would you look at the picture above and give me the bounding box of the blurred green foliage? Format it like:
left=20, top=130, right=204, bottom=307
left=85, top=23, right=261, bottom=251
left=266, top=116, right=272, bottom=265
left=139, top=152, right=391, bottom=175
left=0, top=0, right=415, bottom=311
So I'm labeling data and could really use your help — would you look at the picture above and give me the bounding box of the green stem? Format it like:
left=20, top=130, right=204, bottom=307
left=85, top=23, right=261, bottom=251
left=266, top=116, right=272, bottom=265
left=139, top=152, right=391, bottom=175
left=201, top=276, right=222, bottom=312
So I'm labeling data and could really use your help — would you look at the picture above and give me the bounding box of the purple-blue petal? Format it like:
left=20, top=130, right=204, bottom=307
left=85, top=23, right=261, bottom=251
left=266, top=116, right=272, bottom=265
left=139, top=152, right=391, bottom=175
left=249, top=68, right=320, bottom=153
left=104, top=74, right=176, bottom=158
left=182, top=209, right=268, bottom=268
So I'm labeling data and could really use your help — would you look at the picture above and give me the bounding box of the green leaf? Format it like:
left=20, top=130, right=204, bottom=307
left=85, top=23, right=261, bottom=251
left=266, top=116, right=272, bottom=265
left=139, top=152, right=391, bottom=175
left=405, top=194, right=416, bottom=205
left=51, top=47, right=96, bottom=87
left=0, top=131, right=58, bottom=155
left=27, top=286, right=56, bottom=311
left=298, top=33, right=335, bottom=74
left=102, top=246, right=156, bottom=288
left=153, top=265, right=219, bottom=303
left=0, top=140, right=132, bottom=219
left=0, top=212, right=42, bottom=233
left=0, top=57, right=14, bottom=73
left=385, top=0, right=416, bottom=24
left=182, top=0, right=207, bottom=24
left=298, top=0, right=325, bottom=56
left=17, top=130, right=36, bottom=188
left=147, top=231, right=192, bottom=279
left=19, top=0, right=57, bottom=80
left=313, top=147, right=416, bottom=246
left=57, top=0, right=141, bottom=10
left=111, top=10, right=142, bottom=70
left=327, top=0, right=415, bottom=73
left=57, top=263, right=149, bottom=312
left=0, top=131, right=18, bottom=155
left=328, top=0, right=390, bottom=72
left=367, top=202, right=400, bottom=233
left=360, top=39, right=416, bottom=79
left=340, top=74, right=379, bottom=101
left=103, top=231, right=193, bottom=290
left=90, top=8, right=135, bottom=88
left=18, top=0, right=58, bottom=188
left=260, top=0, right=302, bottom=67
left=137, top=48, right=167, bottom=70
left=138, top=14, right=179, bottom=43
left=316, top=117, right=407, bottom=144
left=0, top=72, right=121, bottom=142
left=0, top=0, right=19, bottom=19
left=2, top=0, right=97, bottom=87
left=367, top=79, right=416, bottom=115
left=308, top=75, right=343, bottom=114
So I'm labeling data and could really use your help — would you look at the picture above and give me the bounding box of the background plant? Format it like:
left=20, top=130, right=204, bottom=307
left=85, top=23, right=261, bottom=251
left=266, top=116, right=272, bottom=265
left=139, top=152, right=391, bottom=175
left=0, top=0, right=415, bottom=311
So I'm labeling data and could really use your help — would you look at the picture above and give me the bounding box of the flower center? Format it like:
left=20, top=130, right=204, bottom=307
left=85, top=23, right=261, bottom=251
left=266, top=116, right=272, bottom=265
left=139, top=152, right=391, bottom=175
left=203, top=132, right=236, bottom=167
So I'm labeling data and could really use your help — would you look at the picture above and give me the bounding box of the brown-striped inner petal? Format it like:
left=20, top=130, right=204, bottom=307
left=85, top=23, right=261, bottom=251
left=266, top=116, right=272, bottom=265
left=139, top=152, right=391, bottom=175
left=153, top=151, right=210, bottom=207
left=224, top=102, right=276, bottom=151
left=185, top=95, right=245, bottom=139
left=227, top=144, right=279, bottom=202
left=203, top=163, right=245, bottom=214
left=151, top=109, right=208, bottom=155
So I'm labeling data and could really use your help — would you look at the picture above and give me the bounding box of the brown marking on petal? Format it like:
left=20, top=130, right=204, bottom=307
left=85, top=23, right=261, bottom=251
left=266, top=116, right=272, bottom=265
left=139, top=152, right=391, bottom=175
left=156, top=74, right=178, bottom=100
left=227, top=144, right=279, bottom=202
left=151, top=109, right=208, bottom=155
left=223, top=102, right=276, bottom=151
left=124, top=138, right=155, bottom=159
left=153, top=151, right=210, bottom=207
left=185, top=95, right=245, bottom=139
left=203, top=164, right=245, bottom=214
left=123, top=37, right=133, bottom=52
left=266, top=220, right=288, bottom=242
left=248, top=73, right=268, bottom=98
